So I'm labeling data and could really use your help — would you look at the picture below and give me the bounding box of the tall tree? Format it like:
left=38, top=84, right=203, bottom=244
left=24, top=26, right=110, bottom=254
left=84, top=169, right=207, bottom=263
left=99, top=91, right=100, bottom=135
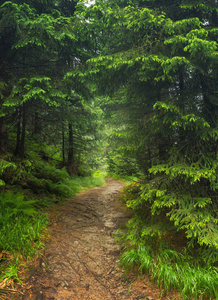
left=81, top=0, right=218, bottom=253
left=0, top=0, right=100, bottom=174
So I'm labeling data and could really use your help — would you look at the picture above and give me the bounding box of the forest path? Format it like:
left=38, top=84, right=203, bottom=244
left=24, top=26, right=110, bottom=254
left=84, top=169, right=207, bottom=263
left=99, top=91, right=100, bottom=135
left=18, top=178, right=165, bottom=300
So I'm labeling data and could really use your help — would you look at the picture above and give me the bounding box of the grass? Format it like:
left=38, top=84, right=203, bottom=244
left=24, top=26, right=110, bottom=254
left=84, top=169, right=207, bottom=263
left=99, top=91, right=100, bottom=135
left=0, top=191, right=48, bottom=255
left=0, top=212, right=48, bottom=256
left=0, top=264, right=21, bottom=284
left=71, top=171, right=105, bottom=190
left=118, top=240, right=218, bottom=299
left=106, top=172, right=140, bottom=183
left=0, top=190, right=48, bottom=294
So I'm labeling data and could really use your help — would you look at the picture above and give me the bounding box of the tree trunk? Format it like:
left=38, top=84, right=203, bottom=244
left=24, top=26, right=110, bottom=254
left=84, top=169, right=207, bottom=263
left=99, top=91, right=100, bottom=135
left=158, top=136, right=169, bottom=163
left=34, top=112, right=41, bottom=135
left=67, top=122, right=75, bottom=174
left=62, top=121, right=65, bottom=165
left=179, top=71, right=184, bottom=92
left=14, top=108, right=22, bottom=156
left=200, top=74, right=217, bottom=127
left=68, top=123, right=73, bottom=164
left=14, top=104, right=27, bottom=158
left=0, top=117, right=8, bottom=153
left=178, top=70, right=185, bottom=112
left=20, top=103, right=27, bottom=158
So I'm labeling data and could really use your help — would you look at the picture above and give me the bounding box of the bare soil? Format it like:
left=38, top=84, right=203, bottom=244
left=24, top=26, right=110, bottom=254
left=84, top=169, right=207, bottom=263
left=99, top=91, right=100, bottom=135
left=14, top=178, right=170, bottom=300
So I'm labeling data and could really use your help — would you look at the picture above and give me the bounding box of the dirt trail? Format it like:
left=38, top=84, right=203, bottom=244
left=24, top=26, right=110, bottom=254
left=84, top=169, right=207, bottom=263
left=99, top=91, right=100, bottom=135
left=17, top=178, right=165, bottom=300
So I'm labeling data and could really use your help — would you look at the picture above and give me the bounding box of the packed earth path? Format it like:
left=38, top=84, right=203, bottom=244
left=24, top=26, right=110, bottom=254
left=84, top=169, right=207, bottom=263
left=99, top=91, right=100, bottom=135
left=15, top=178, right=170, bottom=300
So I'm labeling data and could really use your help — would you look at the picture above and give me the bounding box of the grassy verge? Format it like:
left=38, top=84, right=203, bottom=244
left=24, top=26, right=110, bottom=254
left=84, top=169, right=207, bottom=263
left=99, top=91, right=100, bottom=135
left=118, top=242, right=218, bottom=300
left=0, top=191, right=48, bottom=293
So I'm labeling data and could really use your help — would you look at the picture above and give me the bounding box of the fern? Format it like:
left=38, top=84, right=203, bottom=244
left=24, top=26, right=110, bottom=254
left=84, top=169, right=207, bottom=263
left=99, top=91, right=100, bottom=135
left=0, top=191, right=37, bottom=219
left=0, top=160, right=16, bottom=186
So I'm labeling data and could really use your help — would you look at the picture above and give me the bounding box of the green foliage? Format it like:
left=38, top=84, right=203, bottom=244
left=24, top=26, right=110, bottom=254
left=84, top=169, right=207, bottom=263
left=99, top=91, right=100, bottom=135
left=28, top=161, right=105, bottom=197
left=146, top=102, right=218, bottom=250
left=0, top=190, right=47, bottom=256
left=119, top=179, right=218, bottom=299
left=0, top=212, right=47, bottom=256
left=0, top=150, right=105, bottom=202
left=0, top=160, right=16, bottom=186
left=0, top=0, right=102, bottom=289
left=0, top=0, right=99, bottom=167
left=106, top=172, right=139, bottom=183
left=107, top=152, right=141, bottom=177
left=119, top=243, right=153, bottom=274
left=33, top=160, right=70, bottom=182
left=0, top=190, right=37, bottom=218
left=86, top=2, right=216, bottom=82
left=119, top=237, right=218, bottom=299
left=0, top=264, right=21, bottom=285
left=71, top=171, right=105, bottom=189
left=81, top=1, right=217, bottom=299
left=3, top=76, right=56, bottom=107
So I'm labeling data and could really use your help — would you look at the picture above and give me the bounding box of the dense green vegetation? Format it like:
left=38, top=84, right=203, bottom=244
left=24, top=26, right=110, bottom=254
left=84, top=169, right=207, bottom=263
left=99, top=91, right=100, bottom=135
left=0, top=0, right=104, bottom=289
left=0, top=0, right=217, bottom=298
left=82, top=0, right=218, bottom=298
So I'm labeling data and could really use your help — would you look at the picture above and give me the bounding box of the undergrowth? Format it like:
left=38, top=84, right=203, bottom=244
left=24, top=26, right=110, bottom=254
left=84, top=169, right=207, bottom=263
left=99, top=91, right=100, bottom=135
left=117, top=181, right=218, bottom=300
left=0, top=190, right=48, bottom=289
